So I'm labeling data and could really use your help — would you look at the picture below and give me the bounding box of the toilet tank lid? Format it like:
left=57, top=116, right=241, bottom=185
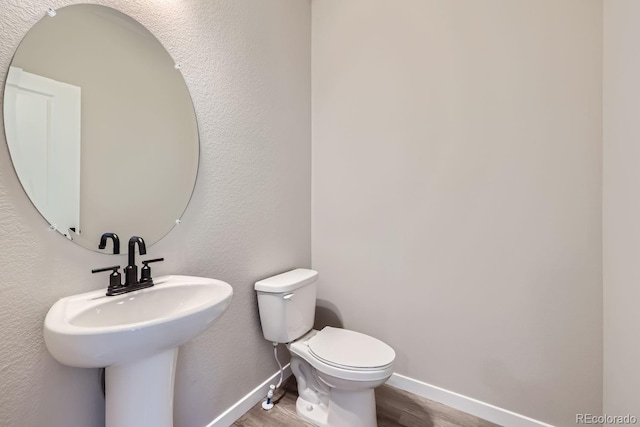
left=254, top=268, right=319, bottom=293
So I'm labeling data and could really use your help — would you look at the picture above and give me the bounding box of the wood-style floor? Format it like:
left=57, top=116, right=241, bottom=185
left=233, top=377, right=501, bottom=427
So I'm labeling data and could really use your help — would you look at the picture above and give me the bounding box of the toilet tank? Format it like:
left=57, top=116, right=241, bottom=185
left=254, top=268, right=318, bottom=343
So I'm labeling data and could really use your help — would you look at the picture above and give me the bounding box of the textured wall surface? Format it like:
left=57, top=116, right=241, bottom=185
left=0, top=1, right=311, bottom=426
left=603, top=0, right=640, bottom=420
left=312, top=1, right=602, bottom=426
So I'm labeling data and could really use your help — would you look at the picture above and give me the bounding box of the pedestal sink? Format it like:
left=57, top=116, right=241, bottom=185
left=43, top=275, right=233, bottom=427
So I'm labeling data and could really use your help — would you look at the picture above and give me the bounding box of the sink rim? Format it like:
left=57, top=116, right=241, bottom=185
left=45, top=274, right=233, bottom=336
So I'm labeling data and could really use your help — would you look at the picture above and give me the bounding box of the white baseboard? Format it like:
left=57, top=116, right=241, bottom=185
left=206, top=363, right=292, bottom=427
left=386, top=373, right=555, bottom=427
left=206, top=368, right=553, bottom=427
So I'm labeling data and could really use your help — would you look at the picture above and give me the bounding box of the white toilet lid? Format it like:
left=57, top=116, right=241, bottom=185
left=308, top=327, right=395, bottom=370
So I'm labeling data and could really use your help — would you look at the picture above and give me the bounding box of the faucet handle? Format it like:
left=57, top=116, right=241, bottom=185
left=91, top=265, right=121, bottom=274
left=92, top=265, right=123, bottom=295
left=140, top=258, right=164, bottom=284
left=141, top=258, right=164, bottom=265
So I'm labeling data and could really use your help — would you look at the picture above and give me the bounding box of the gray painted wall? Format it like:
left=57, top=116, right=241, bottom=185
left=0, top=1, right=311, bottom=426
left=312, top=1, right=602, bottom=426
left=603, top=0, right=640, bottom=420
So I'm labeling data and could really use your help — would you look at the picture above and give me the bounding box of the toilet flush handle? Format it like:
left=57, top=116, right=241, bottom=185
left=283, top=293, right=294, bottom=300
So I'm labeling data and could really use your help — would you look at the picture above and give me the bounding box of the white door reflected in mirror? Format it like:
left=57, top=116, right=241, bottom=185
left=5, top=66, right=81, bottom=239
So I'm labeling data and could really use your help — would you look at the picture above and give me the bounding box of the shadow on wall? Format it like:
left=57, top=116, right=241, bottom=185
left=312, top=301, right=436, bottom=425
left=314, top=299, right=344, bottom=329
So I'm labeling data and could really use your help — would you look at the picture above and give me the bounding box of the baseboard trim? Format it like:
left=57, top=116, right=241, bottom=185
left=386, top=373, right=555, bottom=427
left=206, top=363, right=292, bottom=427
left=205, top=368, right=553, bottom=427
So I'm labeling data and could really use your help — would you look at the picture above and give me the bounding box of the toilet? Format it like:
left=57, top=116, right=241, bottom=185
left=255, top=268, right=395, bottom=427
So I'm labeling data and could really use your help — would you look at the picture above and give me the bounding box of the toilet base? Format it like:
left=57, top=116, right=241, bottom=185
left=295, top=388, right=378, bottom=427
left=296, top=396, right=329, bottom=426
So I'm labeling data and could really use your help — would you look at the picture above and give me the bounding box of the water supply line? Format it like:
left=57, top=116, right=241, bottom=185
left=262, top=384, right=276, bottom=410
left=262, top=342, right=284, bottom=410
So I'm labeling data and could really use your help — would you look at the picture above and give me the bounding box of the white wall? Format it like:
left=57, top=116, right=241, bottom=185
left=312, top=1, right=602, bottom=426
left=0, top=1, right=310, bottom=426
left=603, top=0, right=640, bottom=419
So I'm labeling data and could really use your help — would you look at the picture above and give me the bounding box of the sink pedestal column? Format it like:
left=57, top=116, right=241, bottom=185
left=105, top=347, right=179, bottom=427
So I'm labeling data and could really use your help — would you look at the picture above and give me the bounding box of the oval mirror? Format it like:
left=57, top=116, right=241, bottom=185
left=3, top=4, right=199, bottom=254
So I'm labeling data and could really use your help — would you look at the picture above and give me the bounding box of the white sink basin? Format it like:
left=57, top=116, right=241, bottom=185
left=43, top=275, right=233, bottom=427
left=44, top=275, right=233, bottom=368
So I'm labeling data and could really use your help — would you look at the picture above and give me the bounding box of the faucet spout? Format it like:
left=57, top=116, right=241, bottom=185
left=128, top=236, right=147, bottom=266
left=99, top=233, right=120, bottom=254
left=124, top=236, right=147, bottom=286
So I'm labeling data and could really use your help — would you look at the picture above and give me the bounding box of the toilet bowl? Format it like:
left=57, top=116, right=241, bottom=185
left=288, top=328, right=394, bottom=427
left=255, top=269, right=395, bottom=427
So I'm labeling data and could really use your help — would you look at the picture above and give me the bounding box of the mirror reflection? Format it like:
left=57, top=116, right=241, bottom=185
left=3, top=5, right=199, bottom=253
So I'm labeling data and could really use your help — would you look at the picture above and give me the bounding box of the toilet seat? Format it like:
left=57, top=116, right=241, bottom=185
left=288, top=329, right=395, bottom=382
left=308, top=327, right=395, bottom=371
